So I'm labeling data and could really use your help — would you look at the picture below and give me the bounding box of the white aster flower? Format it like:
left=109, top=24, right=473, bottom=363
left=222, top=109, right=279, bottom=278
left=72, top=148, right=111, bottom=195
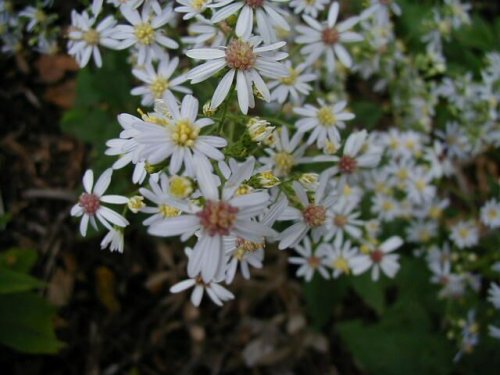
left=114, top=2, right=178, bottom=65
left=480, top=199, right=500, bottom=229
left=181, top=19, right=226, bottom=48
left=71, top=169, right=129, bottom=236
left=107, top=0, right=144, bottom=8
left=139, top=174, right=184, bottom=226
left=407, top=167, right=436, bottom=204
left=450, top=220, right=479, bottom=249
left=278, top=171, right=334, bottom=249
left=324, top=197, right=363, bottom=243
left=267, top=61, right=317, bottom=104
left=406, top=220, right=438, bottom=243
left=361, top=0, right=402, bottom=23
left=171, top=247, right=235, bottom=306
left=132, top=93, right=226, bottom=175
left=289, top=0, right=329, bottom=18
left=19, top=4, right=50, bottom=32
left=67, top=3, right=121, bottom=68
left=350, top=236, right=403, bottom=281
left=259, top=126, right=309, bottom=177
left=488, top=282, right=500, bottom=309
left=289, top=236, right=330, bottom=281
left=325, top=130, right=382, bottom=186
left=294, top=99, right=354, bottom=148
left=371, top=193, right=400, bottom=222
left=131, top=54, right=191, bottom=106
left=100, top=227, right=125, bottom=253
left=489, top=325, right=500, bottom=339
left=175, top=0, right=212, bottom=20
left=170, top=276, right=235, bottom=306
left=319, top=237, right=358, bottom=278
left=295, top=1, right=363, bottom=72
left=148, top=157, right=274, bottom=283
left=225, top=196, right=287, bottom=283
left=210, top=0, right=290, bottom=43
left=186, top=35, right=288, bottom=114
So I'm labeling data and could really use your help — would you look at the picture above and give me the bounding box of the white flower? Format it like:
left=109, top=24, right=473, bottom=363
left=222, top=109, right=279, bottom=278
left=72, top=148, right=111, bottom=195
left=19, top=5, right=49, bottom=32
left=132, top=93, right=227, bottom=175
left=435, top=122, right=471, bottom=160
left=139, top=174, right=183, bottom=226
left=259, top=126, right=309, bottom=177
left=114, top=2, right=178, bottom=65
left=450, top=220, right=479, bottom=249
left=325, top=130, right=382, bottom=186
left=406, top=220, right=438, bottom=243
left=68, top=4, right=121, bottom=67
left=320, top=237, right=358, bottom=278
left=100, top=228, right=125, bottom=253
left=294, top=99, right=354, bottom=148
left=361, top=0, right=402, bottom=23
left=289, top=237, right=330, bottom=281
left=181, top=19, right=225, bottom=48
left=350, top=236, right=403, bottom=281
left=290, top=0, right=329, bottom=18
left=371, top=193, right=400, bottom=222
left=489, top=325, right=500, bottom=339
left=170, top=247, right=234, bottom=306
left=186, top=35, right=288, bottom=114
left=175, top=0, right=212, bottom=20
left=71, top=169, right=129, bottom=236
left=488, top=282, right=500, bottom=309
left=131, top=54, right=191, bottom=106
left=407, top=167, right=436, bottom=204
left=267, top=61, right=317, bottom=104
left=480, top=199, right=500, bottom=229
left=107, top=0, right=144, bottom=8
left=148, top=157, right=274, bottom=283
left=295, top=2, right=363, bottom=72
left=210, top=0, right=290, bottom=43
left=278, top=171, right=334, bottom=249
left=324, top=197, right=363, bottom=242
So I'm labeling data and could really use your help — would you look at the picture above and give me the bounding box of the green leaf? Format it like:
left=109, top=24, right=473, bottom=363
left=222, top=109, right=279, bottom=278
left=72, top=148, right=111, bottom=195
left=0, top=267, right=44, bottom=294
left=304, top=274, right=348, bottom=329
left=0, top=248, right=38, bottom=273
left=350, top=272, right=385, bottom=315
left=0, top=293, right=63, bottom=354
left=351, top=101, right=384, bottom=130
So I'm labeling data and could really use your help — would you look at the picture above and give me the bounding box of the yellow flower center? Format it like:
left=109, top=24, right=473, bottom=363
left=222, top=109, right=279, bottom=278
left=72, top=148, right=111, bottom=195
left=191, top=0, right=207, bottom=10
left=333, top=257, right=350, bottom=274
left=159, top=204, right=181, bottom=217
left=83, top=29, right=100, bottom=45
left=274, top=152, right=295, bottom=175
left=317, top=106, right=336, bottom=127
left=397, top=168, right=409, bottom=181
left=305, top=0, right=316, bottom=5
left=128, top=196, right=145, bottom=213
left=429, top=206, right=442, bottom=220
left=488, top=209, right=498, bottom=220
left=134, top=23, right=155, bottom=45
left=225, top=39, right=256, bottom=71
left=171, top=119, right=199, bottom=147
left=382, top=200, right=394, bottom=212
left=35, top=9, right=47, bottom=22
left=280, top=67, right=299, bottom=86
left=169, top=176, right=193, bottom=199
left=415, top=179, right=426, bottom=192
left=150, top=77, right=169, bottom=99
left=236, top=184, right=252, bottom=196
left=458, top=228, right=469, bottom=239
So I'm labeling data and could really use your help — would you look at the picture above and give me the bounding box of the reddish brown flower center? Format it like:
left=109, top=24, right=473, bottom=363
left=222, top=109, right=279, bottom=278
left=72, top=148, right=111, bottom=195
left=334, top=215, right=348, bottom=228
left=321, top=28, right=339, bottom=45
left=339, top=156, right=358, bottom=174
left=197, top=200, right=239, bottom=236
left=303, top=205, right=326, bottom=227
left=307, top=256, right=321, bottom=268
left=245, top=0, right=264, bottom=8
left=370, top=249, right=384, bottom=263
left=79, top=193, right=100, bottom=215
left=225, top=39, right=256, bottom=71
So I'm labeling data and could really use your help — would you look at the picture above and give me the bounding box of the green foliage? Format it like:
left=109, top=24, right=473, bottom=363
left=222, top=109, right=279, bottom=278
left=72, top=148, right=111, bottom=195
left=0, top=248, right=63, bottom=354
left=60, top=51, right=139, bottom=173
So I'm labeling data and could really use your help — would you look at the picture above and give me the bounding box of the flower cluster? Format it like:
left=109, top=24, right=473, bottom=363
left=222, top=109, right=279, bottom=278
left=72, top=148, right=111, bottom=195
left=5, top=0, right=497, bottom=361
